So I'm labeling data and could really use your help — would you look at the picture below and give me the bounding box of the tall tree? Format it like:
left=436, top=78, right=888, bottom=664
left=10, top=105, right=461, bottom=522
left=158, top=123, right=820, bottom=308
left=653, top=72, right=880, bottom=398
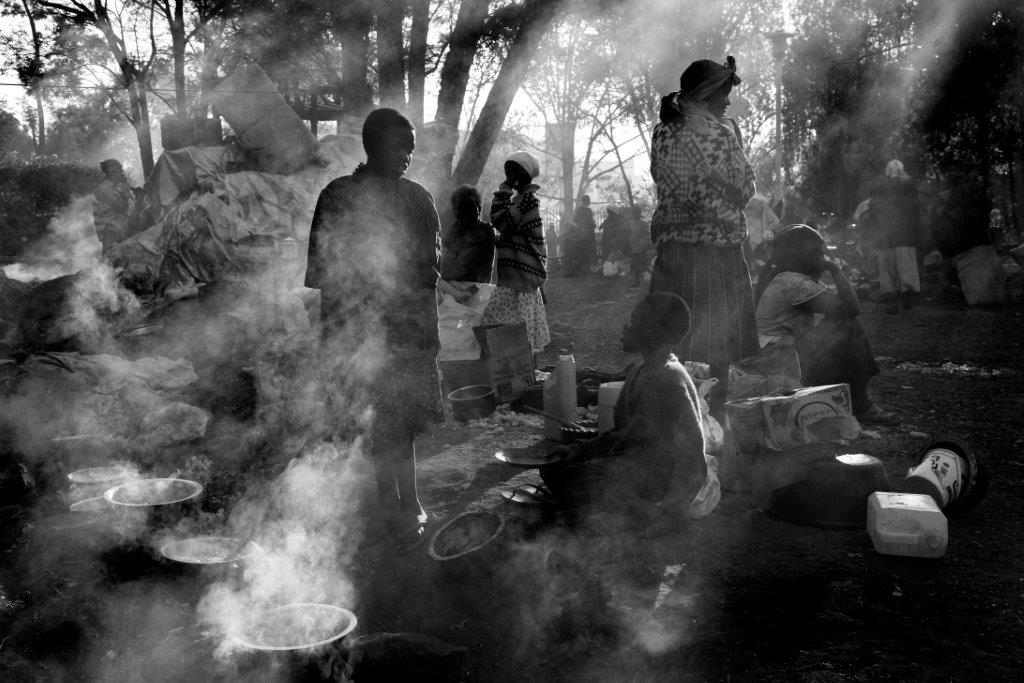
left=435, top=0, right=489, bottom=131
left=453, top=0, right=566, bottom=186
left=153, top=0, right=187, bottom=114
left=407, top=0, right=430, bottom=126
left=38, top=0, right=161, bottom=176
left=1, top=0, right=51, bottom=149
left=375, top=0, right=406, bottom=110
left=335, top=0, right=373, bottom=116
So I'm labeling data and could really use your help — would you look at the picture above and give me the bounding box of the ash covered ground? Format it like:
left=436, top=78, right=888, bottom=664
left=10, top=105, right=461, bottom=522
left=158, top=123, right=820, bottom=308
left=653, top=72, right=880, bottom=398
left=1, top=273, right=1022, bottom=681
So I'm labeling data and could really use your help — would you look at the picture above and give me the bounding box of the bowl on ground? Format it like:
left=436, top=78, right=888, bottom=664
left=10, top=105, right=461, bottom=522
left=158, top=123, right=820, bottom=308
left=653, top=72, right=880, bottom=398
left=428, top=510, right=505, bottom=577
left=67, top=466, right=131, bottom=502
left=768, top=453, right=890, bottom=529
left=104, top=477, right=203, bottom=527
left=235, top=603, right=358, bottom=652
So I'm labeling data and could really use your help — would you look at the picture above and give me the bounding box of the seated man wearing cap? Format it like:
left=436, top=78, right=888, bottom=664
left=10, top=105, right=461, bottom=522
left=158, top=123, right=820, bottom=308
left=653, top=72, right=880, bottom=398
left=539, top=292, right=707, bottom=525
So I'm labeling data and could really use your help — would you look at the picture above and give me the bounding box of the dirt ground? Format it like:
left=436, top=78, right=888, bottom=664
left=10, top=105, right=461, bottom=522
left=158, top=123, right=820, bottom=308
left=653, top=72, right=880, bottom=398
left=2, top=272, right=1023, bottom=681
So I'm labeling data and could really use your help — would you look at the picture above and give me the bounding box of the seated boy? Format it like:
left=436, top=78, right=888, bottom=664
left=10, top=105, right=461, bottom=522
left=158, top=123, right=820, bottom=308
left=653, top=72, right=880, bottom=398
left=539, top=292, right=707, bottom=523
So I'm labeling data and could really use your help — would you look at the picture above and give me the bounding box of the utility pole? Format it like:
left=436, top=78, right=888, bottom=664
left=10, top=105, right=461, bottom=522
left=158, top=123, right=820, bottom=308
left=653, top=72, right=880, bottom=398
left=767, top=30, right=794, bottom=227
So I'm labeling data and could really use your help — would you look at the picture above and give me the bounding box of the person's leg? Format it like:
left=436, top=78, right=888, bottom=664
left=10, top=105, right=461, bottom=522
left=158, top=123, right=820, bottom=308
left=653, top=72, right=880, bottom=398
left=709, top=362, right=730, bottom=423
left=630, top=253, right=643, bottom=286
left=389, top=438, right=426, bottom=526
left=796, top=319, right=886, bottom=418
left=877, top=249, right=899, bottom=313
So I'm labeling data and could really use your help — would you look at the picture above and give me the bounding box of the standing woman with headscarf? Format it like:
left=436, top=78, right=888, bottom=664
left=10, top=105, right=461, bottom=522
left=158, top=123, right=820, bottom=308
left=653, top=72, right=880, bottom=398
left=649, top=56, right=757, bottom=419
left=864, top=159, right=922, bottom=313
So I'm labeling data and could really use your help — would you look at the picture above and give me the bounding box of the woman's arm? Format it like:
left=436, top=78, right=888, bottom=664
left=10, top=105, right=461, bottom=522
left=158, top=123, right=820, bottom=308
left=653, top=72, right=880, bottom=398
left=799, top=261, right=861, bottom=318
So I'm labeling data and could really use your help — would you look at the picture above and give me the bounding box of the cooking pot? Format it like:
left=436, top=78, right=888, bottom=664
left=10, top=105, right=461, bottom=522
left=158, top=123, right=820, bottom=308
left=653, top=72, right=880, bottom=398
left=448, top=385, right=497, bottom=422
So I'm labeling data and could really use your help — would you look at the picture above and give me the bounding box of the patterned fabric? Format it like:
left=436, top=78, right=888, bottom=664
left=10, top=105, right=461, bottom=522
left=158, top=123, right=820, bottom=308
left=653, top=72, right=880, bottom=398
left=365, top=357, right=444, bottom=452
left=877, top=246, right=921, bottom=294
left=649, top=243, right=759, bottom=365
left=491, top=183, right=547, bottom=292
left=480, top=285, right=550, bottom=353
left=650, top=118, right=755, bottom=247
left=756, top=271, right=830, bottom=345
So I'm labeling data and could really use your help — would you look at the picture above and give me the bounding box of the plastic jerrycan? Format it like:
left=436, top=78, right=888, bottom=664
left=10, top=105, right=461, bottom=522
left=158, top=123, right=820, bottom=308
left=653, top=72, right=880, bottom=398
left=543, top=353, right=577, bottom=441
left=867, top=492, right=948, bottom=558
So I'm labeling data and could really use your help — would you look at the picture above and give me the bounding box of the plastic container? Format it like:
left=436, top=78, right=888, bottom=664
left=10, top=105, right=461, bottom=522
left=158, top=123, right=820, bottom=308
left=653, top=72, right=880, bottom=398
left=867, top=492, right=948, bottom=558
left=543, top=354, right=577, bottom=441
left=597, top=381, right=624, bottom=433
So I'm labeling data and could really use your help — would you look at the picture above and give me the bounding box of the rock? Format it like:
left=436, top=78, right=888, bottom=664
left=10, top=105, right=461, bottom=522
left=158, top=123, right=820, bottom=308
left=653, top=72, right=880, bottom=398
left=909, top=431, right=929, bottom=439
left=346, top=632, right=467, bottom=682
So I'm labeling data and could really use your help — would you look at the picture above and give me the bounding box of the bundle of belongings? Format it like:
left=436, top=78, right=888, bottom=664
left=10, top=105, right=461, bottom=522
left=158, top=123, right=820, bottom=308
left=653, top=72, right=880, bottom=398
left=722, top=382, right=863, bottom=509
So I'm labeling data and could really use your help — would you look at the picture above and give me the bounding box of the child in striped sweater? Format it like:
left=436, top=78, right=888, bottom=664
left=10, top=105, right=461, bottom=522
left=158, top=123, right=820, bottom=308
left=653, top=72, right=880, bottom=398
left=480, top=151, right=551, bottom=353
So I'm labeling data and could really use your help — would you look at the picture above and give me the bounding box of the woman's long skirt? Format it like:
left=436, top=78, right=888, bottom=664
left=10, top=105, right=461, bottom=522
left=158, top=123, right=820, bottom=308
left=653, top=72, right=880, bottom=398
left=480, top=285, right=551, bottom=353
left=649, top=243, right=759, bottom=365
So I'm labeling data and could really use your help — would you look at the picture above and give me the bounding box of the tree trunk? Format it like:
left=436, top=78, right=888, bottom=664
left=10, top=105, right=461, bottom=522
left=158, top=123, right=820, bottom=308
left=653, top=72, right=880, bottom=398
left=436, top=0, right=490, bottom=131
left=34, top=90, right=46, bottom=150
left=196, top=36, right=220, bottom=117
left=337, top=1, right=373, bottom=116
left=170, top=0, right=188, bottom=115
left=453, top=0, right=565, bottom=186
left=130, top=79, right=155, bottom=178
left=375, top=0, right=406, bottom=111
left=21, top=0, right=45, bottom=148
left=607, top=127, right=634, bottom=209
left=408, top=0, right=430, bottom=126
left=560, top=121, right=575, bottom=220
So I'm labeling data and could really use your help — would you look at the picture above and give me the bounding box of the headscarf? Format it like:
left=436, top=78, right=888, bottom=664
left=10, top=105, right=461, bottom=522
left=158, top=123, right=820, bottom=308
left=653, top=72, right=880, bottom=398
left=660, top=56, right=741, bottom=131
left=885, top=159, right=910, bottom=181
left=753, top=224, right=824, bottom=305
left=681, top=56, right=742, bottom=103
left=506, top=150, right=540, bottom=179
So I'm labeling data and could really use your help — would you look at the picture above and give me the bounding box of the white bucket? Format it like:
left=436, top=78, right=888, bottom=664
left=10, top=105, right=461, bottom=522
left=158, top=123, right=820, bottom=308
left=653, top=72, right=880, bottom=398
left=903, top=447, right=966, bottom=508
left=597, top=381, right=624, bottom=433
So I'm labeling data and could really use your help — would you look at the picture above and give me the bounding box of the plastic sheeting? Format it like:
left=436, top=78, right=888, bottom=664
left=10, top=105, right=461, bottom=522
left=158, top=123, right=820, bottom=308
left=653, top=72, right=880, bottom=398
left=954, top=244, right=1005, bottom=306
left=107, top=136, right=360, bottom=293
left=209, top=64, right=318, bottom=175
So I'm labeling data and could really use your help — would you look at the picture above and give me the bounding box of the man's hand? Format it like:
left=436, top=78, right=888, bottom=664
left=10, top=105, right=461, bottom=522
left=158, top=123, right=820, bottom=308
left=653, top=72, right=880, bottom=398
left=547, top=445, right=575, bottom=463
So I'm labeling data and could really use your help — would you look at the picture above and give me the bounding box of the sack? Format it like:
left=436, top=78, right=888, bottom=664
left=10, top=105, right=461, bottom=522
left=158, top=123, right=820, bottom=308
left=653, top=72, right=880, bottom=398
left=436, top=284, right=495, bottom=361
left=688, top=454, right=722, bottom=519
left=954, top=244, right=1004, bottom=305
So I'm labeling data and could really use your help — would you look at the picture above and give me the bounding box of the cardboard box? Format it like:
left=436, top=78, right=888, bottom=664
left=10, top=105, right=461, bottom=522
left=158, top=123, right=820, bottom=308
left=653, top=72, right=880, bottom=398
left=437, top=359, right=491, bottom=394
left=439, top=323, right=535, bottom=404
left=726, top=383, right=853, bottom=451
left=478, top=323, right=534, bottom=403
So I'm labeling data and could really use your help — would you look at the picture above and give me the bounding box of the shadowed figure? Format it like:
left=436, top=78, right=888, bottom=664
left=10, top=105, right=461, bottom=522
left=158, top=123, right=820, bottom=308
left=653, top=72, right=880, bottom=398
left=540, top=292, right=707, bottom=527
left=648, top=56, right=758, bottom=420
left=754, top=224, right=894, bottom=424
left=305, top=108, right=443, bottom=551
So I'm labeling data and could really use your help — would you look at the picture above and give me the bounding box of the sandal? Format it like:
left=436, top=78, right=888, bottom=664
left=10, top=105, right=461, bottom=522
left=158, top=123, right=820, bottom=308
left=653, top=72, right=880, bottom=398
left=857, top=404, right=897, bottom=425
left=500, top=483, right=558, bottom=507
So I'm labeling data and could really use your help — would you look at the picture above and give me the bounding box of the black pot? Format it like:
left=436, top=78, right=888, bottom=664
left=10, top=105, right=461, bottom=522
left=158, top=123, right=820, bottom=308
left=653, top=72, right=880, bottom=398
left=447, top=385, right=497, bottom=422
